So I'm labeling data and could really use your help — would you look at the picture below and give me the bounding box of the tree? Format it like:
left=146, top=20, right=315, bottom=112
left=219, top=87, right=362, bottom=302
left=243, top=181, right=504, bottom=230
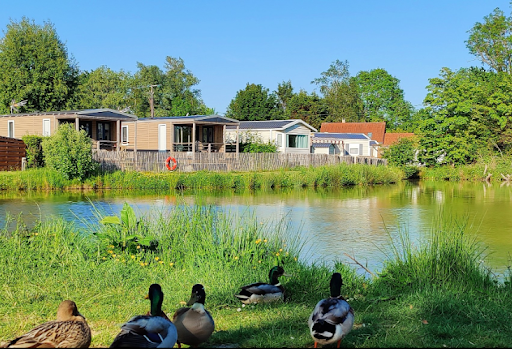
left=131, top=57, right=212, bottom=117
left=352, top=68, right=414, bottom=130
left=42, top=123, right=97, bottom=180
left=311, top=60, right=363, bottom=122
left=225, top=83, right=280, bottom=121
left=72, top=66, right=132, bottom=110
left=287, top=90, right=327, bottom=130
left=276, top=80, right=294, bottom=114
left=0, top=17, right=79, bottom=113
left=417, top=67, right=512, bottom=166
left=466, top=7, right=512, bottom=74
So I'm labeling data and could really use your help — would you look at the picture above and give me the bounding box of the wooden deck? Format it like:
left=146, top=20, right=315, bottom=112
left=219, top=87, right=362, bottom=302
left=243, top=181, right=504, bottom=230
left=92, top=150, right=387, bottom=173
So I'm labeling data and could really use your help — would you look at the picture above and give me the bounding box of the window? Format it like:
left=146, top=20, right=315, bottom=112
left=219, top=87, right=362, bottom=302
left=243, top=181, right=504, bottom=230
left=202, top=126, right=214, bottom=143
left=121, top=125, right=128, bottom=143
left=8, top=120, right=14, bottom=138
left=349, top=147, right=359, bottom=155
left=287, top=134, right=308, bottom=148
left=277, top=134, right=282, bottom=147
left=97, top=122, right=111, bottom=141
left=43, top=119, right=51, bottom=136
left=80, top=121, right=92, bottom=138
left=174, top=125, right=192, bottom=143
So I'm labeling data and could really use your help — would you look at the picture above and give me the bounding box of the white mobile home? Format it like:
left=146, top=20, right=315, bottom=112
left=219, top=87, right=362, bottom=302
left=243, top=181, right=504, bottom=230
left=225, top=119, right=317, bottom=154
left=311, top=132, right=378, bottom=157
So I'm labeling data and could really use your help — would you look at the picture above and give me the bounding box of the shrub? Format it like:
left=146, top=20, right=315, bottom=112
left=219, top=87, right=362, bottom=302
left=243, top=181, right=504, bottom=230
left=239, top=131, right=277, bottom=153
left=42, top=123, right=97, bottom=180
left=21, top=135, right=45, bottom=168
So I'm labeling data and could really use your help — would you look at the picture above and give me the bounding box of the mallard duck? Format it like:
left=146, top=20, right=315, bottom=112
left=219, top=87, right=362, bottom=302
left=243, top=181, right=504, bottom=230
left=234, top=265, right=290, bottom=304
left=3, top=300, right=91, bottom=348
left=308, top=273, right=354, bottom=348
left=110, top=284, right=177, bottom=348
left=172, top=284, right=215, bottom=348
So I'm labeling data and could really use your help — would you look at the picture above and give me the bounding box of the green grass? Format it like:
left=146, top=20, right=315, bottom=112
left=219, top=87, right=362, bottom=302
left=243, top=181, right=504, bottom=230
left=0, top=204, right=511, bottom=348
left=0, top=163, right=403, bottom=191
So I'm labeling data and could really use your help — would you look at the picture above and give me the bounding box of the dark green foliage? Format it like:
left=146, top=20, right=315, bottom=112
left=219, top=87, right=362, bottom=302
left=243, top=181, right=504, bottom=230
left=0, top=17, right=78, bottom=113
left=226, top=83, right=281, bottom=121
left=21, top=135, right=45, bottom=168
left=381, top=137, right=417, bottom=167
left=41, top=123, right=97, bottom=180
left=466, top=7, right=512, bottom=73
left=352, top=68, right=414, bottom=130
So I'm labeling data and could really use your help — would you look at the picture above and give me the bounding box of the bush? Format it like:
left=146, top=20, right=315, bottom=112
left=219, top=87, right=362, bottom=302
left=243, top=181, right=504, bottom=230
left=238, top=131, right=277, bottom=153
left=42, top=123, right=97, bottom=180
left=382, top=137, right=417, bottom=167
left=21, top=135, right=45, bottom=168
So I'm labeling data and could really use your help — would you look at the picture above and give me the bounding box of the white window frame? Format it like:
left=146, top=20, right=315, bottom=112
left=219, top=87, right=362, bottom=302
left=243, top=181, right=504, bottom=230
left=276, top=133, right=282, bottom=147
left=121, top=125, right=129, bottom=144
left=43, top=119, right=51, bottom=136
left=8, top=120, right=14, bottom=138
left=348, top=143, right=360, bottom=156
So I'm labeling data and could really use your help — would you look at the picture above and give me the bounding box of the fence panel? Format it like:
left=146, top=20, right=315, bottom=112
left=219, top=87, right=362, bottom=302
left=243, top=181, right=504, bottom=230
left=0, top=137, right=26, bottom=171
left=92, top=150, right=387, bottom=173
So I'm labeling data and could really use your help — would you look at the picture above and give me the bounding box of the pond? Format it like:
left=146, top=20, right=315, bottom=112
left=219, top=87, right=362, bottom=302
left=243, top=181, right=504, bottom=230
left=1, top=180, right=511, bottom=279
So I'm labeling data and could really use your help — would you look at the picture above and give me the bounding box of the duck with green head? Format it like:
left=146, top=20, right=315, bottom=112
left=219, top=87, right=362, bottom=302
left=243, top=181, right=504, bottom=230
left=308, top=273, right=354, bottom=348
left=235, top=266, right=291, bottom=304
left=172, top=284, right=215, bottom=348
left=110, top=284, right=177, bottom=348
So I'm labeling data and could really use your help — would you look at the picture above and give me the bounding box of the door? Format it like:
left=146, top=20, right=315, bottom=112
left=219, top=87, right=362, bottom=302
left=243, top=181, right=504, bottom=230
left=158, top=124, right=167, bottom=151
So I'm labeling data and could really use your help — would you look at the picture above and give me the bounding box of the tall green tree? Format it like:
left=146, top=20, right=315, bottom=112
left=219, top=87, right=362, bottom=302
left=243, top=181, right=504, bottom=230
left=0, top=17, right=79, bottom=113
left=225, top=83, right=280, bottom=121
left=466, top=7, right=512, bottom=74
left=131, top=57, right=212, bottom=117
left=72, top=66, right=132, bottom=110
left=417, top=67, right=512, bottom=166
left=311, top=60, right=363, bottom=122
left=287, top=90, right=327, bottom=130
left=352, top=68, right=414, bottom=130
left=276, top=80, right=294, bottom=115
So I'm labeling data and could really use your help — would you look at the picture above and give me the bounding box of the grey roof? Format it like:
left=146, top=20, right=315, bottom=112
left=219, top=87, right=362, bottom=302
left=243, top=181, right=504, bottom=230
left=1, top=108, right=137, bottom=120
left=226, top=119, right=316, bottom=131
left=137, top=114, right=239, bottom=124
left=313, top=132, right=369, bottom=140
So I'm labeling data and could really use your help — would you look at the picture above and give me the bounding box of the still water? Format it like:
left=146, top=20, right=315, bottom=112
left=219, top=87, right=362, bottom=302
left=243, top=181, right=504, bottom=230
left=1, top=180, right=511, bottom=278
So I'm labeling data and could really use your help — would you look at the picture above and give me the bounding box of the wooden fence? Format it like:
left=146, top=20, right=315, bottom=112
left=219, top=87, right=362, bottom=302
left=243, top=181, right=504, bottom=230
left=92, top=150, right=387, bottom=173
left=0, top=136, right=26, bottom=171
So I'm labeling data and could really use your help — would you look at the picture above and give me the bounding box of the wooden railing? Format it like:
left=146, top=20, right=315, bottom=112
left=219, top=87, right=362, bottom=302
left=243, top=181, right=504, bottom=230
left=92, top=150, right=387, bottom=173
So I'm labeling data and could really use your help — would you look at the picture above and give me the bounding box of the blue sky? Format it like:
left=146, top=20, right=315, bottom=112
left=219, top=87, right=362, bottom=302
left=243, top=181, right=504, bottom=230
left=1, top=1, right=511, bottom=115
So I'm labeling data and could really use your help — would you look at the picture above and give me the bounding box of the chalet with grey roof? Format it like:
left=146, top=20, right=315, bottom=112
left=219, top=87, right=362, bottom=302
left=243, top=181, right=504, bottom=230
left=123, top=115, right=240, bottom=156
left=0, top=108, right=137, bottom=150
left=225, top=119, right=317, bottom=154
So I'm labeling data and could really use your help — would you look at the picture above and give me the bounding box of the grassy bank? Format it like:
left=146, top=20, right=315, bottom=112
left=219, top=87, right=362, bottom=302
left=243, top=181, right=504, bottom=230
left=0, top=203, right=511, bottom=348
left=0, top=163, right=403, bottom=191
left=420, top=156, right=512, bottom=182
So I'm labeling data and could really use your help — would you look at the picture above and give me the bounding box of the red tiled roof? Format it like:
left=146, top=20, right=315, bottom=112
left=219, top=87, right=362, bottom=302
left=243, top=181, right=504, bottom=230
left=320, top=122, right=386, bottom=143
left=383, top=133, right=415, bottom=146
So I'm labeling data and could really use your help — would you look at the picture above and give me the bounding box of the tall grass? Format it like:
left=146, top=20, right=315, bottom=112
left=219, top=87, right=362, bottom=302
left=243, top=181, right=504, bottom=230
left=375, top=213, right=494, bottom=294
left=0, top=164, right=403, bottom=191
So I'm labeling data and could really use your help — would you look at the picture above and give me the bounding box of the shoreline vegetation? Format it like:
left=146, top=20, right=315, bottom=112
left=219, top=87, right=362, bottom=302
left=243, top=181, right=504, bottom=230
left=0, top=164, right=404, bottom=191
left=0, top=203, right=510, bottom=348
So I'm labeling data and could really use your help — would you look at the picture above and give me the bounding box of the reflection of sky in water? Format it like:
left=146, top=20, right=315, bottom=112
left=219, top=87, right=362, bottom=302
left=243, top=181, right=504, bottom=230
left=1, top=182, right=511, bottom=279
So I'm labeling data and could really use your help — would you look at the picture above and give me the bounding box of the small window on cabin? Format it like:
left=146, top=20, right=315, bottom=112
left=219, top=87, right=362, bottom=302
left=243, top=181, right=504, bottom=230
left=8, top=120, right=14, bottom=138
left=368, top=132, right=373, bottom=139
left=287, top=134, right=308, bottom=148
left=122, top=125, right=129, bottom=143
left=202, top=126, right=214, bottom=143
left=277, top=134, right=282, bottom=147
left=79, top=121, right=92, bottom=138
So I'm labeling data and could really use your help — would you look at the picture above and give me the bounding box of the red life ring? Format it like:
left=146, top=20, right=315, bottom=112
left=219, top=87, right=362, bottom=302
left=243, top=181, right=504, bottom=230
left=165, top=157, right=177, bottom=171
